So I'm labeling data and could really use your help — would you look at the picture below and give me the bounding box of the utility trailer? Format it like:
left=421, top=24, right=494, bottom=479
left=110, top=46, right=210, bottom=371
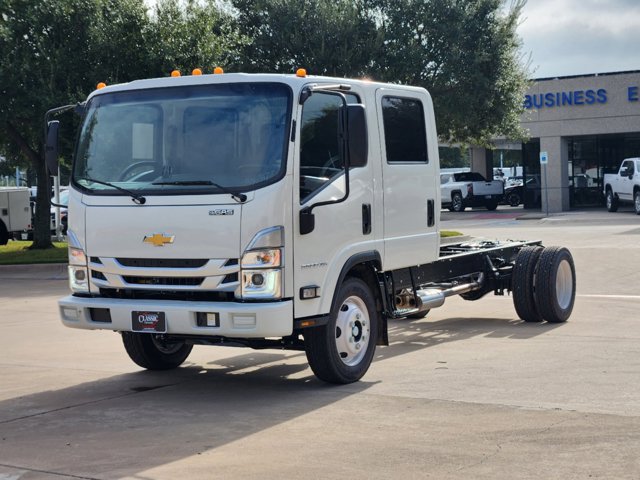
left=47, top=71, right=576, bottom=384
left=0, top=187, right=31, bottom=245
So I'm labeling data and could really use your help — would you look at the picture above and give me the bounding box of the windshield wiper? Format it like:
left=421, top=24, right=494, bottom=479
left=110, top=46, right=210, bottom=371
left=152, top=180, right=247, bottom=203
left=77, top=177, right=146, bottom=205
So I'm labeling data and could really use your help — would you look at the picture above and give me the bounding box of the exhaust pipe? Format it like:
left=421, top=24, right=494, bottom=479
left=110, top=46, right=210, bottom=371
left=415, top=274, right=484, bottom=312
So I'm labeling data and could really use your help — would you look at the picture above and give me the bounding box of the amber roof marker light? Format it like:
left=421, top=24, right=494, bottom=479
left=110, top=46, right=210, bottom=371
left=171, top=70, right=181, bottom=77
left=192, top=68, right=202, bottom=76
left=96, top=82, right=106, bottom=90
left=213, top=67, right=224, bottom=74
left=296, top=68, right=307, bottom=78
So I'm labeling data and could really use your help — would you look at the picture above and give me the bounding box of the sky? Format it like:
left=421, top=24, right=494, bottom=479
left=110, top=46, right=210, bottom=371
left=518, top=0, right=640, bottom=78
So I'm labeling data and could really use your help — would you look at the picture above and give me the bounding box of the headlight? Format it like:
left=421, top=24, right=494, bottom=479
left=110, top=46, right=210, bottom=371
left=236, top=247, right=283, bottom=300
left=239, top=268, right=282, bottom=299
left=68, top=244, right=89, bottom=293
left=69, top=246, right=87, bottom=265
left=68, top=265, right=90, bottom=293
left=241, top=248, right=281, bottom=268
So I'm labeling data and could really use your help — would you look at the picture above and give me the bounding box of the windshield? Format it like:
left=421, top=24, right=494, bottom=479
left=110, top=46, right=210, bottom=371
left=73, top=82, right=292, bottom=195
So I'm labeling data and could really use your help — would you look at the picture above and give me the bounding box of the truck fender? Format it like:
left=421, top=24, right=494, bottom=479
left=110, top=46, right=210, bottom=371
left=334, top=251, right=387, bottom=346
left=296, top=251, right=388, bottom=345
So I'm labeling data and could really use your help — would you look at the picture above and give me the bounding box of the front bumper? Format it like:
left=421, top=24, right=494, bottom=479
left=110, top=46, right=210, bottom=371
left=58, top=295, right=294, bottom=338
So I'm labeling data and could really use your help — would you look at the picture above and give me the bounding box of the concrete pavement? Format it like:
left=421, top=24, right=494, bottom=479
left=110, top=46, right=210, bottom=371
left=1, top=209, right=640, bottom=479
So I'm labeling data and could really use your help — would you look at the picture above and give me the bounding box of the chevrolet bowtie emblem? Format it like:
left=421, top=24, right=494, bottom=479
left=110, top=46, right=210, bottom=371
left=143, top=233, right=175, bottom=247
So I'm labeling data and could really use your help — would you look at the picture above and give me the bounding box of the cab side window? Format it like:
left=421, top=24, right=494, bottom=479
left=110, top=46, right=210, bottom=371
left=299, top=92, right=360, bottom=203
left=381, top=96, right=428, bottom=164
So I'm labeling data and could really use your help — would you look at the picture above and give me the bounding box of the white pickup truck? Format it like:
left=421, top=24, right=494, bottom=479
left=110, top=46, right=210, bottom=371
left=441, top=171, right=504, bottom=212
left=603, top=158, right=640, bottom=214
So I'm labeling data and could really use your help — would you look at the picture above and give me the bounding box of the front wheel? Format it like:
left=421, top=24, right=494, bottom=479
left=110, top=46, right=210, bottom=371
left=507, top=192, right=521, bottom=207
left=451, top=192, right=465, bottom=212
left=122, top=332, right=193, bottom=370
left=304, top=277, right=378, bottom=384
left=634, top=191, right=640, bottom=215
left=606, top=189, right=618, bottom=212
left=485, top=201, right=498, bottom=211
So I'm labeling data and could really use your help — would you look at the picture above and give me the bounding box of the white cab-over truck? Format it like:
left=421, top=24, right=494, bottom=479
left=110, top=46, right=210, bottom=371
left=46, top=72, right=577, bottom=384
left=603, top=158, right=640, bottom=214
left=0, top=187, right=31, bottom=245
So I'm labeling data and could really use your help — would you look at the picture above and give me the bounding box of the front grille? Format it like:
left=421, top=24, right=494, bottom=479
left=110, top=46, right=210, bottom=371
left=122, top=276, right=204, bottom=286
left=99, top=288, right=234, bottom=302
left=116, top=258, right=209, bottom=268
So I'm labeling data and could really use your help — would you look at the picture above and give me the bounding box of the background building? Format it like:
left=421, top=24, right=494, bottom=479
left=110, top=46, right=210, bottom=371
left=520, top=70, right=640, bottom=212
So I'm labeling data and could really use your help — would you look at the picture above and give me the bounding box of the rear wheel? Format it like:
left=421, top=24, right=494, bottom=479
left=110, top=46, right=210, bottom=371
left=0, top=221, right=8, bottom=245
left=606, top=189, right=618, bottom=212
left=507, top=192, right=521, bottom=207
left=122, top=332, right=193, bottom=370
left=305, top=277, right=378, bottom=384
left=451, top=192, right=465, bottom=212
left=512, top=246, right=544, bottom=322
left=534, top=247, right=576, bottom=323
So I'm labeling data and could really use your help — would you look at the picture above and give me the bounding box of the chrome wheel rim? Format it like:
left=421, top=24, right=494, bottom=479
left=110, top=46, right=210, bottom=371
left=606, top=192, right=612, bottom=209
left=453, top=195, right=462, bottom=210
left=335, top=296, right=371, bottom=366
left=635, top=194, right=640, bottom=213
left=556, top=259, right=574, bottom=310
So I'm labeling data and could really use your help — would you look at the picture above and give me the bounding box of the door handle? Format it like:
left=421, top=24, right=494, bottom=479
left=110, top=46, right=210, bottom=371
left=427, top=199, right=435, bottom=227
left=362, top=203, right=372, bottom=235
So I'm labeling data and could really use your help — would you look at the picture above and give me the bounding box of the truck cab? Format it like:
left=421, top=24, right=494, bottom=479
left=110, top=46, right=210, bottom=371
left=54, top=72, right=440, bottom=382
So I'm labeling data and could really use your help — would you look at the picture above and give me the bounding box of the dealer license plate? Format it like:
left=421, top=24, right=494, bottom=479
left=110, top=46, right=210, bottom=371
left=132, top=311, right=166, bottom=333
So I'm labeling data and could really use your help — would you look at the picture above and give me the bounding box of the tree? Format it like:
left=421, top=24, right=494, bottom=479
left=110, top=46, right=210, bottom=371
left=232, top=0, right=382, bottom=76
left=145, top=0, right=247, bottom=76
left=232, top=0, right=529, bottom=145
left=374, top=0, right=529, bottom=144
left=0, top=0, right=150, bottom=248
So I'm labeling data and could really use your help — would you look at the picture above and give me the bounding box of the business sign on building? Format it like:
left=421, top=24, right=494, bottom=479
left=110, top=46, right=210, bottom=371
left=524, top=85, right=639, bottom=109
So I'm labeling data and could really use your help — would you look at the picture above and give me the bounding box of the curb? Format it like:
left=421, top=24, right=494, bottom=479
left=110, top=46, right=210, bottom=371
left=0, top=263, right=68, bottom=280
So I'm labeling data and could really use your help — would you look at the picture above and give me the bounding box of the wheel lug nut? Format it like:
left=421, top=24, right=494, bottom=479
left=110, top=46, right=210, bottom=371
left=356, top=313, right=361, bottom=320
left=355, top=343, right=361, bottom=350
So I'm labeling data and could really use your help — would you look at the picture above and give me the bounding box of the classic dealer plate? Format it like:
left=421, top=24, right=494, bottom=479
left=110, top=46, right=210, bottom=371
left=132, top=311, right=167, bottom=333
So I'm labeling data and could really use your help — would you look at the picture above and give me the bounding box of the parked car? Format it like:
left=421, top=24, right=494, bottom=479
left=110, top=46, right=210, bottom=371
left=441, top=171, right=504, bottom=212
left=603, top=158, right=640, bottom=214
left=502, top=176, right=541, bottom=207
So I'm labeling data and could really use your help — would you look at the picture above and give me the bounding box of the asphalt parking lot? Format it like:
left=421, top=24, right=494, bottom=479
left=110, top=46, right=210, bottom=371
left=1, top=207, right=640, bottom=479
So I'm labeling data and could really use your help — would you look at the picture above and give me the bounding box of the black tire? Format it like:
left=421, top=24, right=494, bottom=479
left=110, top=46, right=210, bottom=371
left=0, top=221, right=8, bottom=246
left=507, top=192, right=521, bottom=207
left=534, top=247, right=576, bottom=323
left=304, top=277, right=378, bottom=384
left=122, top=332, right=193, bottom=370
left=605, top=189, right=618, bottom=212
left=512, top=245, right=544, bottom=322
left=485, top=201, right=498, bottom=211
left=451, top=192, right=465, bottom=212
left=634, top=190, right=640, bottom=215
